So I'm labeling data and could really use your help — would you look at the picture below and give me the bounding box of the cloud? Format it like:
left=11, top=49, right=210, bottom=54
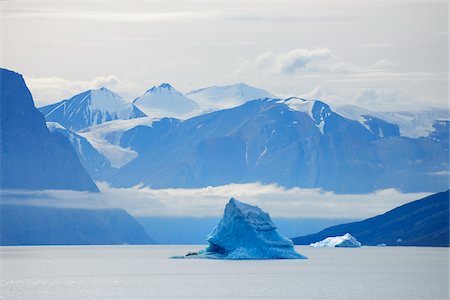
left=5, top=9, right=224, bottom=23
left=254, top=48, right=347, bottom=74
left=3, top=7, right=363, bottom=24
left=243, top=47, right=398, bottom=76
left=360, top=42, right=393, bottom=49
left=351, top=88, right=426, bottom=111
left=0, top=183, right=430, bottom=219
left=25, top=75, right=146, bottom=107
left=298, top=85, right=342, bottom=102
left=369, top=59, right=398, bottom=70
left=294, top=85, right=441, bottom=112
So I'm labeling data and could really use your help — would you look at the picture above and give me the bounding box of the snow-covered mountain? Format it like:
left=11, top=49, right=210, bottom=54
left=133, top=83, right=199, bottom=118
left=333, top=104, right=449, bottom=138
left=109, top=98, right=449, bottom=193
left=39, top=87, right=147, bottom=131
left=186, top=82, right=274, bottom=111
left=0, top=68, right=99, bottom=192
left=46, top=122, right=113, bottom=180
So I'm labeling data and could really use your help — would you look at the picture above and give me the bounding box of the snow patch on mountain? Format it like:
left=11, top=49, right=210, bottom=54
left=283, top=97, right=331, bottom=134
left=283, top=97, right=315, bottom=116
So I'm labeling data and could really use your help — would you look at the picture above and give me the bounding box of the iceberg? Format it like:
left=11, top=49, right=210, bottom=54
left=173, top=198, right=306, bottom=259
left=309, top=233, right=362, bottom=248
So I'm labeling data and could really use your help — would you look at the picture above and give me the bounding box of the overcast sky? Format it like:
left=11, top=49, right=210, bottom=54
left=1, top=0, right=448, bottom=111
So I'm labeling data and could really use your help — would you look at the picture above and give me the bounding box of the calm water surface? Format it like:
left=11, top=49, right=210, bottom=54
left=0, top=245, right=448, bottom=299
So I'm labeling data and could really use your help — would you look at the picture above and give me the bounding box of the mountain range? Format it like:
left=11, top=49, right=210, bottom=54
left=108, top=98, right=449, bottom=193
left=33, top=79, right=449, bottom=194
left=1, top=67, right=448, bottom=246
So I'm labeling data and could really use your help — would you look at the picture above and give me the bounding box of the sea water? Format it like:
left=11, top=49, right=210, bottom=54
left=0, top=245, right=448, bottom=299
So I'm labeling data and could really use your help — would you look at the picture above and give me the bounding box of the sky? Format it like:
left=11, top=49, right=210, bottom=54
left=1, top=0, right=448, bottom=111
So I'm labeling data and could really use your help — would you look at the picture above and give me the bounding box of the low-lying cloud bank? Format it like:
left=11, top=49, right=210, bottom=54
left=0, top=182, right=431, bottom=219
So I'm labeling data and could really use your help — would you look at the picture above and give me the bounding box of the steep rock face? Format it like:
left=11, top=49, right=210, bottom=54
left=293, top=191, right=450, bottom=247
left=175, top=198, right=306, bottom=259
left=110, top=98, right=448, bottom=193
left=0, top=68, right=99, bottom=192
left=133, top=83, right=199, bottom=118
left=39, top=88, right=146, bottom=131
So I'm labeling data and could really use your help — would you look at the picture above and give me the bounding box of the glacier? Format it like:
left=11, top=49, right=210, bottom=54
left=309, top=233, right=362, bottom=248
left=173, top=198, right=306, bottom=259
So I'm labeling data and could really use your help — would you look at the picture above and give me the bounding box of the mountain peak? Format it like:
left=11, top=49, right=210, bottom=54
left=94, top=86, right=113, bottom=93
left=159, top=83, right=173, bottom=89
left=39, top=88, right=146, bottom=131
left=146, top=83, right=176, bottom=94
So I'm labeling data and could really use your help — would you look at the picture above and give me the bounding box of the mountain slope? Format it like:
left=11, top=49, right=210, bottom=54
left=0, top=204, right=156, bottom=245
left=0, top=68, right=99, bottom=192
left=292, top=191, right=450, bottom=247
left=39, top=87, right=146, bottom=131
left=186, top=82, right=274, bottom=111
left=133, top=83, right=199, bottom=118
left=46, top=122, right=114, bottom=180
left=109, top=98, right=449, bottom=193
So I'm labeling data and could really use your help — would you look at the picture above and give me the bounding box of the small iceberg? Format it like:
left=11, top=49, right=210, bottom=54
left=173, top=198, right=307, bottom=259
left=309, top=233, right=361, bottom=248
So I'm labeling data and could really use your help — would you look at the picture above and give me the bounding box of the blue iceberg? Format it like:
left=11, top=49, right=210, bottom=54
left=309, top=233, right=362, bottom=248
left=173, top=198, right=306, bottom=259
